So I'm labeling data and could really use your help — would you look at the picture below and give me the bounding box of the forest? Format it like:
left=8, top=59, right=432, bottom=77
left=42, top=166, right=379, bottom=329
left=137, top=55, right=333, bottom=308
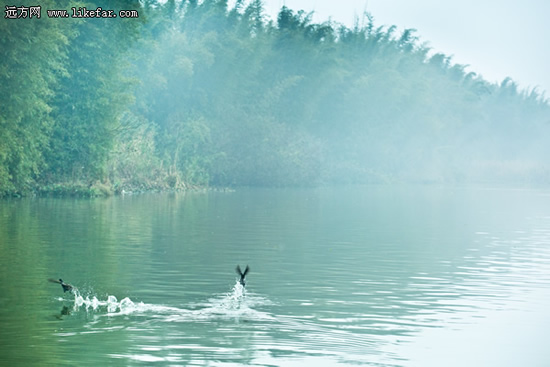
left=1, top=0, right=550, bottom=197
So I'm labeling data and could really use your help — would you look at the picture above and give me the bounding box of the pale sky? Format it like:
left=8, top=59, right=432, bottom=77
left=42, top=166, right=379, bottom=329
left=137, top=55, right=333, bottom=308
left=262, top=0, right=550, bottom=95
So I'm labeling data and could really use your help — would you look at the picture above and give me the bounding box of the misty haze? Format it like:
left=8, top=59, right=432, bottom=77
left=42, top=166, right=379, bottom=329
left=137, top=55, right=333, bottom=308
left=1, top=1, right=549, bottom=366
left=2, top=1, right=550, bottom=194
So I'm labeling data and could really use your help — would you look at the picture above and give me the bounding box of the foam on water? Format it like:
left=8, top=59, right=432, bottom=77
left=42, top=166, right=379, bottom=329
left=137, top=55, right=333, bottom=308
left=182, top=281, right=276, bottom=322
left=61, top=280, right=274, bottom=322
left=56, top=282, right=384, bottom=364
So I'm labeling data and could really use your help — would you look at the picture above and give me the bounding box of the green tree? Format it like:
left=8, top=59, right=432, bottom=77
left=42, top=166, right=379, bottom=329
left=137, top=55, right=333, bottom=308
left=0, top=3, right=70, bottom=196
left=44, top=1, right=142, bottom=184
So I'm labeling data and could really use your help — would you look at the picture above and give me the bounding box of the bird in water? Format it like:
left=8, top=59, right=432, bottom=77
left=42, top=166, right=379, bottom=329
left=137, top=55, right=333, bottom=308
left=235, top=265, right=250, bottom=287
left=48, top=278, right=75, bottom=293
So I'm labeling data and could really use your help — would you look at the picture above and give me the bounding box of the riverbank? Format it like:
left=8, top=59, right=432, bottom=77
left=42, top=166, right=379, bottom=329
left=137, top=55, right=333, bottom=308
left=22, top=179, right=231, bottom=198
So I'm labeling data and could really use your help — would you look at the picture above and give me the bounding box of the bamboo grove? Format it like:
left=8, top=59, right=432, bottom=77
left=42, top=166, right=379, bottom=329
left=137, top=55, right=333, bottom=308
left=1, top=0, right=549, bottom=196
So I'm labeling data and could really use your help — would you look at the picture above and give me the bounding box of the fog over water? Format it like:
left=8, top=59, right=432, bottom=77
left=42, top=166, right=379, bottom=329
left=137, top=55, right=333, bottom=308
left=3, top=2, right=550, bottom=365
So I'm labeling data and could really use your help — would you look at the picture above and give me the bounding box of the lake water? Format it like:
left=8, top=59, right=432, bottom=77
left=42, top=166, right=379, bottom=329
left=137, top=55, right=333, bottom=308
left=1, top=186, right=549, bottom=366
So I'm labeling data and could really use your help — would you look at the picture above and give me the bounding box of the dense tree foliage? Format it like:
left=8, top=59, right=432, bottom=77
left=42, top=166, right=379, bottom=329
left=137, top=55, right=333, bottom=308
left=45, top=0, right=141, bottom=183
left=0, top=0, right=69, bottom=195
left=1, top=0, right=549, bottom=196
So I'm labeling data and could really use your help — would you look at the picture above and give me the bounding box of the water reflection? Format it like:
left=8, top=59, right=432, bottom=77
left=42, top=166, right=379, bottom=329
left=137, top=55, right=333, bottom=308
left=0, top=187, right=549, bottom=366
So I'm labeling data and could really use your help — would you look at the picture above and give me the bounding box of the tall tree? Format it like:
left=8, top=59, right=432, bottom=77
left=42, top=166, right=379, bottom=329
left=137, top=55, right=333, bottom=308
left=44, top=1, right=142, bottom=183
left=0, top=2, right=70, bottom=195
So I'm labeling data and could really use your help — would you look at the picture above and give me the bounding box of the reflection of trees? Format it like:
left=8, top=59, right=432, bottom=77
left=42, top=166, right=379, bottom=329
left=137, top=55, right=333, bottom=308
left=1, top=187, right=547, bottom=364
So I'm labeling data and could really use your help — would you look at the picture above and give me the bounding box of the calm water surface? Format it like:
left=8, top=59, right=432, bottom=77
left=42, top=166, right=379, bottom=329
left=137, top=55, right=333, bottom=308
left=1, top=186, right=549, bottom=366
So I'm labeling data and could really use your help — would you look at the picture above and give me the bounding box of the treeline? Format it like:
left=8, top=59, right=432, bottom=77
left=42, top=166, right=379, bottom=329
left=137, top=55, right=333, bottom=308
left=1, top=0, right=550, bottom=196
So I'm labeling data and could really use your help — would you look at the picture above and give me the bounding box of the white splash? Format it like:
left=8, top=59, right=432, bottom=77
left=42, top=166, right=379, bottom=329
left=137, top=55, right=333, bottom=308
left=61, top=280, right=273, bottom=323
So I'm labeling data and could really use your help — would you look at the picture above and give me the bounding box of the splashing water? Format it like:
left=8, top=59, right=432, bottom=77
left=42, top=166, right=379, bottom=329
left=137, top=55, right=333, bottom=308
left=57, top=280, right=270, bottom=320
left=70, top=290, right=142, bottom=315
left=183, top=280, right=275, bottom=322
left=220, top=280, right=246, bottom=308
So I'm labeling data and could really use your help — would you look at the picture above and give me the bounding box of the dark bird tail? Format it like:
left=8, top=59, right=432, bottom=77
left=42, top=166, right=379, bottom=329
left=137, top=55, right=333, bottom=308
left=236, top=265, right=250, bottom=286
